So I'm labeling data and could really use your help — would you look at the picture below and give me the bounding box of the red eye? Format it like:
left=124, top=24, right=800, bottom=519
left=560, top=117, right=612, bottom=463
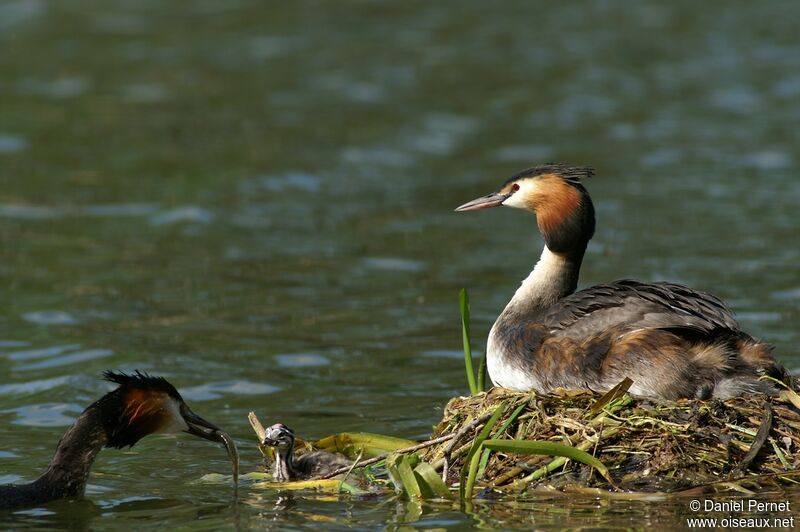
left=511, top=183, right=520, bottom=192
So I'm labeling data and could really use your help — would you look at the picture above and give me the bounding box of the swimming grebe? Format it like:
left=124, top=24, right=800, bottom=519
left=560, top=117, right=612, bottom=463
left=455, top=164, right=787, bottom=400
left=262, top=423, right=350, bottom=481
left=0, top=371, right=236, bottom=509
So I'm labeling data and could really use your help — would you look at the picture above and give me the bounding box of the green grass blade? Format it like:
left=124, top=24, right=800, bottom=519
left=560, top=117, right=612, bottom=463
left=386, top=454, right=407, bottom=495
left=386, top=453, right=422, bottom=498
left=476, top=447, right=491, bottom=480
left=388, top=454, right=451, bottom=500
left=494, top=402, right=527, bottom=438
left=471, top=401, right=527, bottom=482
left=413, top=461, right=452, bottom=499
left=459, top=288, right=477, bottom=395
left=463, top=448, right=482, bottom=500
left=459, top=401, right=507, bottom=499
left=482, top=439, right=613, bottom=484
left=385, top=454, right=405, bottom=494
left=477, top=348, right=487, bottom=392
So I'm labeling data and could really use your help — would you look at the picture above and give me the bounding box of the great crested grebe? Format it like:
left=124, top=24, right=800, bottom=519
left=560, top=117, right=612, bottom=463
left=262, top=423, right=350, bottom=481
left=0, top=371, right=236, bottom=509
left=455, top=164, right=787, bottom=400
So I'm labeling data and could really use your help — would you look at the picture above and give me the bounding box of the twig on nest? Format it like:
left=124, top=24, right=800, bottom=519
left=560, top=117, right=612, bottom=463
left=248, top=411, right=269, bottom=459
left=439, top=410, right=496, bottom=481
left=732, top=401, right=773, bottom=477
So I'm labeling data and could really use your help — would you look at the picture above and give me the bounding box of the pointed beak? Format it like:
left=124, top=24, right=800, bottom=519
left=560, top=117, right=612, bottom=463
left=181, top=404, right=226, bottom=444
left=181, top=404, right=240, bottom=484
left=454, top=192, right=510, bottom=212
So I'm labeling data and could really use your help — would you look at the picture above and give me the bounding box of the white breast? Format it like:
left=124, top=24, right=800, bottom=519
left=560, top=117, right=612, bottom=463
left=486, top=324, right=543, bottom=392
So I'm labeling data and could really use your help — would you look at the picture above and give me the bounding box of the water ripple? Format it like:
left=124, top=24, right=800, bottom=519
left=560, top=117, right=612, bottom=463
left=0, top=0, right=45, bottom=32
left=22, top=310, right=80, bottom=326
left=149, top=206, right=214, bottom=226
left=239, top=172, right=321, bottom=194
left=0, top=375, right=72, bottom=396
left=341, top=146, right=417, bottom=168
left=400, top=113, right=479, bottom=156
left=6, top=344, right=80, bottom=361
left=421, top=349, right=468, bottom=359
left=361, top=257, right=424, bottom=273
left=16, top=77, right=90, bottom=99
left=0, top=204, right=62, bottom=219
left=0, top=202, right=160, bottom=220
left=81, top=203, right=160, bottom=217
left=274, top=353, right=330, bottom=368
left=0, top=134, right=28, bottom=153
left=494, top=145, right=554, bottom=163
left=0, top=340, right=29, bottom=348
left=180, top=380, right=280, bottom=401
left=772, top=287, right=800, bottom=301
left=8, top=403, right=81, bottom=427
left=740, top=150, right=792, bottom=170
left=122, top=84, right=169, bottom=103
left=16, top=348, right=113, bottom=371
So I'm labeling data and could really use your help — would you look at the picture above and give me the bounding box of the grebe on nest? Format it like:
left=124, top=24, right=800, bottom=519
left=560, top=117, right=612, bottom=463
left=262, top=423, right=350, bottom=481
left=455, top=164, right=787, bottom=400
left=0, top=371, right=235, bottom=509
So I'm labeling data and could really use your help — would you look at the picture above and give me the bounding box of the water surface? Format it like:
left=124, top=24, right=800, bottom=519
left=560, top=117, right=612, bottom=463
left=1, top=0, right=799, bottom=528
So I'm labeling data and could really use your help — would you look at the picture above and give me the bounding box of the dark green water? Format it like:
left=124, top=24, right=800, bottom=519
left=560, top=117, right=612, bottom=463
left=2, top=1, right=798, bottom=529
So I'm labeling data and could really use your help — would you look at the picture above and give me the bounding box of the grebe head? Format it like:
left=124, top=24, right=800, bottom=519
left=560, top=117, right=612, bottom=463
left=0, top=371, right=238, bottom=510
left=262, top=423, right=295, bottom=451
left=99, top=370, right=226, bottom=448
left=455, top=163, right=596, bottom=253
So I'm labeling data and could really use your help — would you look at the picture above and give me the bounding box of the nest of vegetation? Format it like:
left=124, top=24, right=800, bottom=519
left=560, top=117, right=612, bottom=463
left=420, top=381, right=800, bottom=495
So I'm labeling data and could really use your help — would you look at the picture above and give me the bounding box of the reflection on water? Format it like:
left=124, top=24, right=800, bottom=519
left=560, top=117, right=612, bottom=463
left=1, top=0, right=799, bottom=528
left=274, top=353, right=330, bottom=368
left=149, top=206, right=215, bottom=226
left=180, top=380, right=280, bottom=402
left=9, top=403, right=84, bottom=427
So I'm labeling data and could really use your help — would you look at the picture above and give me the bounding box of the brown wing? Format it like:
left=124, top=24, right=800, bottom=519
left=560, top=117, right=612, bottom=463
left=540, top=279, right=740, bottom=341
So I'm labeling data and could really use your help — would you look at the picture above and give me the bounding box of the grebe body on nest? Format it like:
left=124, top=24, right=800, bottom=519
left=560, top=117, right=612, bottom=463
left=262, top=423, right=350, bottom=481
left=455, top=164, right=787, bottom=400
left=0, top=371, right=235, bottom=509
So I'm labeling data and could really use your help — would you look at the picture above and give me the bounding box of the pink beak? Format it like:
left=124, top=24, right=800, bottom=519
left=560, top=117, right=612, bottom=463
left=454, top=192, right=509, bottom=212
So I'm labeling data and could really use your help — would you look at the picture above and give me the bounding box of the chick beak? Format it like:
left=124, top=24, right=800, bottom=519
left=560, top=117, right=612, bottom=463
left=181, top=404, right=226, bottom=444
left=454, top=192, right=510, bottom=212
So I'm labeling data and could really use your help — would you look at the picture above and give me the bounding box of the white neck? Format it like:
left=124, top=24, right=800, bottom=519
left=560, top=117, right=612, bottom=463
left=501, top=245, right=574, bottom=317
left=486, top=245, right=579, bottom=391
left=486, top=246, right=582, bottom=390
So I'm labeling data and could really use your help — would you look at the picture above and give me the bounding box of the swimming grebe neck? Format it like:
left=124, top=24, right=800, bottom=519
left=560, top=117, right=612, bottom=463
left=2, top=405, right=107, bottom=507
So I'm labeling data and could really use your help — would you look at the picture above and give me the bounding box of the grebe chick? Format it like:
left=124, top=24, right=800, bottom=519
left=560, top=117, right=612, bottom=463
left=455, top=164, right=787, bottom=400
left=262, top=423, right=351, bottom=482
left=0, top=371, right=235, bottom=509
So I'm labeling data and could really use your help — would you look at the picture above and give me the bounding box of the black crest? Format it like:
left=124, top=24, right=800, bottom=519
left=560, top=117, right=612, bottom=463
left=102, top=370, right=182, bottom=400
left=503, top=163, right=595, bottom=187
